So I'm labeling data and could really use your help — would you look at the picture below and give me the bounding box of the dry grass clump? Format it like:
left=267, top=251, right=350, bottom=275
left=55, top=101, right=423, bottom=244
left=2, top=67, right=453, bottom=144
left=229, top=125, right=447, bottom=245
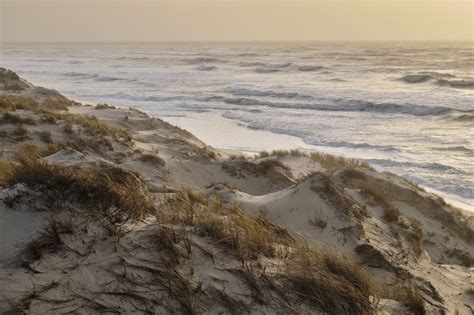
left=310, top=152, right=371, bottom=171
left=95, top=103, right=116, bottom=110
left=0, top=157, right=14, bottom=186
left=0, top=112, right=36, bottom=125
left=0, top=95, right=70, bottom=113
left=308, top=208, right=328, bottom=229
left=161, top=189, right=376, bottom=314
left=310, top=172, right=367, bottom=221
left=222, top=158, right=292, bottom=179
left=13, top=124, right=29, bottom=141
left=0, top=95, right=39, bottom=112
left=0, top=95, right=131, bottom=147
left=14, top=142, right=62, bottom=162
left=37, top=130, right=53, bottom=144
left=361, top=184, right=424, bottom=256
left=20, top=219, right=73, bottom=263
left=361, top=184, right=400, bottom=222
left=284, top=246, right=374, bottom=314
left=161, top=190, right=293, bottom=261
left=257, top=149, right=371, bottom=172
left=6, top=148, right=155, bottom=229
left=138, top=153, right=166, bottom=167
left=379, top=282, right=426, bottom=315
left=60, top=113, right=132, bottom=143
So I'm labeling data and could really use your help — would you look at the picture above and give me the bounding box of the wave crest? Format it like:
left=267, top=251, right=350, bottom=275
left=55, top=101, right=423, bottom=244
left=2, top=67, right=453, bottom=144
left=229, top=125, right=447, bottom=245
left=224, top=97, right=473, bottom=117
left=229, top=88, right=311, bottom=99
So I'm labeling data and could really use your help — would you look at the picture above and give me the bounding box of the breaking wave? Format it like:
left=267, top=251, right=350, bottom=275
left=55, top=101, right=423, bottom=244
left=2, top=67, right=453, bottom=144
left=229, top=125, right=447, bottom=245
left=63, top=72, right=128, bottom=82
left=398, top=72, right=473, bottom=89
left=255, top=68, right=280, bottom=73
left=185, top=57, right=227, bottom=64
left=436, top=79, right=474, bottom=89
left=400, top=74, right=433, bottom=83
left=241, top=61, right=291, bottom=69
left=196, top=65, right=217, bottom=71
left=228, top=88, right=312, bottom=99
left=297, top=65, right=324, bottom=72
left=223, top=97, right=473, bottom=117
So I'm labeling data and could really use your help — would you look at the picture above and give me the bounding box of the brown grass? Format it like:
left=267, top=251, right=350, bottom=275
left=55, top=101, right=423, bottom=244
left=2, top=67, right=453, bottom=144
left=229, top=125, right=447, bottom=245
left=361, top=184, right=400, bottom=222
left=6, top=148, right=155, bottom=230
left=361, top=184, right=424, bottom=256
left=20, top=219, right=73, bottom=263
left=257, top=149, right=371, bottom=172
left=95, top=103, right=116, bottom=110
left=160, top=189, right=378, bottom=314
left=0, top=95, right=132, bottom=147
left=284, top=245, right=374, bottom=314
left=379, top=282, right=426, bottom=315
left=13, top=124, right=29, bottom=141
left=0, top=95, right=70, bottom=112
left=310, top=172, right=367, bottom=221
left=0, top=157, right=13, bottom=186
left=37, top=130, right=53, bottom=144
left=308, top=208, right=328, bottom=229
left=0, top=112, right=36, bottom=125
left=138, top=153, right=166, bottom=167
left=162, top=190, right=292, bottom=262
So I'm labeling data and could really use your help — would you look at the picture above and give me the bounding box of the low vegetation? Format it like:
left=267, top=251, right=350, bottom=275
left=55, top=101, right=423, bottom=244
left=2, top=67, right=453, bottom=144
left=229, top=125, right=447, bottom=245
left=95, top=103, right=116, bottom=110
left=379, top=282, right=426, bottom=315
left=20, top=219, right=73, bottom=263
left=160, top=189, right=378, bottom=314
left=0, top=95, right=132, bottom=148
left=361, top=184, right=400, bottom=222
left=37, top=130, right=53, bottom=144
left=6, top=144, right=155, bottom=230
left=258, top=149, right=372, bottom=171
left=360, top=184, right=424, bottom=256
left=284, top=246, right=374, bottom=314
left=161, top=189, right=293, bottom=261
left=0, top=112, right=36, bottom=125
left=310, top=172, right=367, bottom=221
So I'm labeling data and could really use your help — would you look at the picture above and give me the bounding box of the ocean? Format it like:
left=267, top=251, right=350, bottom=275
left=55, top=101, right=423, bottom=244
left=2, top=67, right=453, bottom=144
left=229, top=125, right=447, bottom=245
left=1, top=41, right=473, bottom=211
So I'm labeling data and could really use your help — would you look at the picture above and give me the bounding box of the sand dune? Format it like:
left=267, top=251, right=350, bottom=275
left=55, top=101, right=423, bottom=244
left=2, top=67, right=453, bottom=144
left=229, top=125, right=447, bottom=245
left=0, top=68, right=472, bottom=314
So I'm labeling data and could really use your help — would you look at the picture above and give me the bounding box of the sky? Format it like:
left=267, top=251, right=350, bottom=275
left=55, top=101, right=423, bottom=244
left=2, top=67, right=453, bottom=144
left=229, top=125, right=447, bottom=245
left=0, top=0, right=472, bottom=42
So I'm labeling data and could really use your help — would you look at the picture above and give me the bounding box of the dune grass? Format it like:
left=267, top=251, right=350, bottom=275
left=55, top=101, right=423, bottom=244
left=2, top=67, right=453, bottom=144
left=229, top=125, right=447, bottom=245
left=360, top=184, right=424, bottom=256
left=0, top=95, right=70, bottom=112
left=160, top=189, right=378, bottom=314
left=20, top=219, right=73, bottom=263
left=361, top=184, right=400, bottom=222
left=6, top=144, right=155, bottom=231
left=37, top=130, right=53, bottom=144
left=284, top=245, right=374, bottom=314
left=161, top=189, right=293, bottom=261
left=0, top=112, right=36, bottom=125
left=258, top=149, right=371, bottom=171
left=0, top=157, right=13, bottom=186
left=0, top=95, right=132, bottom=146
left=380, top=282, right=426, bottom=315
left=310, top=172, right=367, bottom=221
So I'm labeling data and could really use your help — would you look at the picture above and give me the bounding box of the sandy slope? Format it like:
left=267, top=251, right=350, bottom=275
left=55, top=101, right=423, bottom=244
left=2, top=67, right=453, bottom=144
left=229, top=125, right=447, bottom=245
left=0, top=67, right=473, bottom=314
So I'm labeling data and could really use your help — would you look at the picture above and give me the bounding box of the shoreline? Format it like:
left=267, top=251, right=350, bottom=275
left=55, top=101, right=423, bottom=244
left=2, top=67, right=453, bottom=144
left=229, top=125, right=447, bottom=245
left=75, top=97, right=474, bottom=213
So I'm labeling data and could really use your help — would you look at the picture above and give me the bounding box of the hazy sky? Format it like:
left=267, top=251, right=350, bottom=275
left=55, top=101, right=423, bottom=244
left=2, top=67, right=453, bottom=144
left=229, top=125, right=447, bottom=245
left=1, top=0, right=472, bottom=42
